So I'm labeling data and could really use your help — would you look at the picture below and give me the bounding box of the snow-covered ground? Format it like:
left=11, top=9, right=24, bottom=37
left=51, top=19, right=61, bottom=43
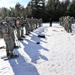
left=0, top=22, right=75, bottom=75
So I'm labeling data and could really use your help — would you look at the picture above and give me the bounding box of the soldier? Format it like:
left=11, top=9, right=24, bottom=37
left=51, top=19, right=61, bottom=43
left=59, top=17, right=63, bottom=26
left=20, top=17, right=25, bottom=37
left=68, top=17, right=72, bottom=33
left=30, top=17, right=34, bottom=31
left=16, top=17, right=22, bottom=40
left=49, top=18, right=52, bottom=27
left=63, top=16, right=69, bottom=32
left=38, top=18, right=43, bottom=27
left=5, top=17, right=19, bottom=48
left=32, top=18, right=35, bottom=30
left=25, top=18, right=30, bottom=35
left=35, top=19, right=38, bottom=28
left=0, top=21, right=3, bottom=39
left=34, top=18, right=37, bottom=29
left=0, top=21, right=18, bottom=58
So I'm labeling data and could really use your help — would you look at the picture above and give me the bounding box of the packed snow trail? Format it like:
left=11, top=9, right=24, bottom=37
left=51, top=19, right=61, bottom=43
left=0, top=23, right=75, bottom=75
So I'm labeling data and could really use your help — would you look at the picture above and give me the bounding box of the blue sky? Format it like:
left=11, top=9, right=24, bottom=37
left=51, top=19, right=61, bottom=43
left=0, top=0, right=31, bottom=8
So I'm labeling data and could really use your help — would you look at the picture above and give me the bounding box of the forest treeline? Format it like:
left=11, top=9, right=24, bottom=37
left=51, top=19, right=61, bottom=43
left=0, top=0, right=75, bottom=22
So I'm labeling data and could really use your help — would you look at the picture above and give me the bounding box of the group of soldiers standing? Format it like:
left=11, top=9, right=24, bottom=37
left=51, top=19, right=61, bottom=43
left=0, top=16, right=43, bottom=58
left=1, top=15, right=75, bottom=58
left=59, top=16, right=75, bottom=33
